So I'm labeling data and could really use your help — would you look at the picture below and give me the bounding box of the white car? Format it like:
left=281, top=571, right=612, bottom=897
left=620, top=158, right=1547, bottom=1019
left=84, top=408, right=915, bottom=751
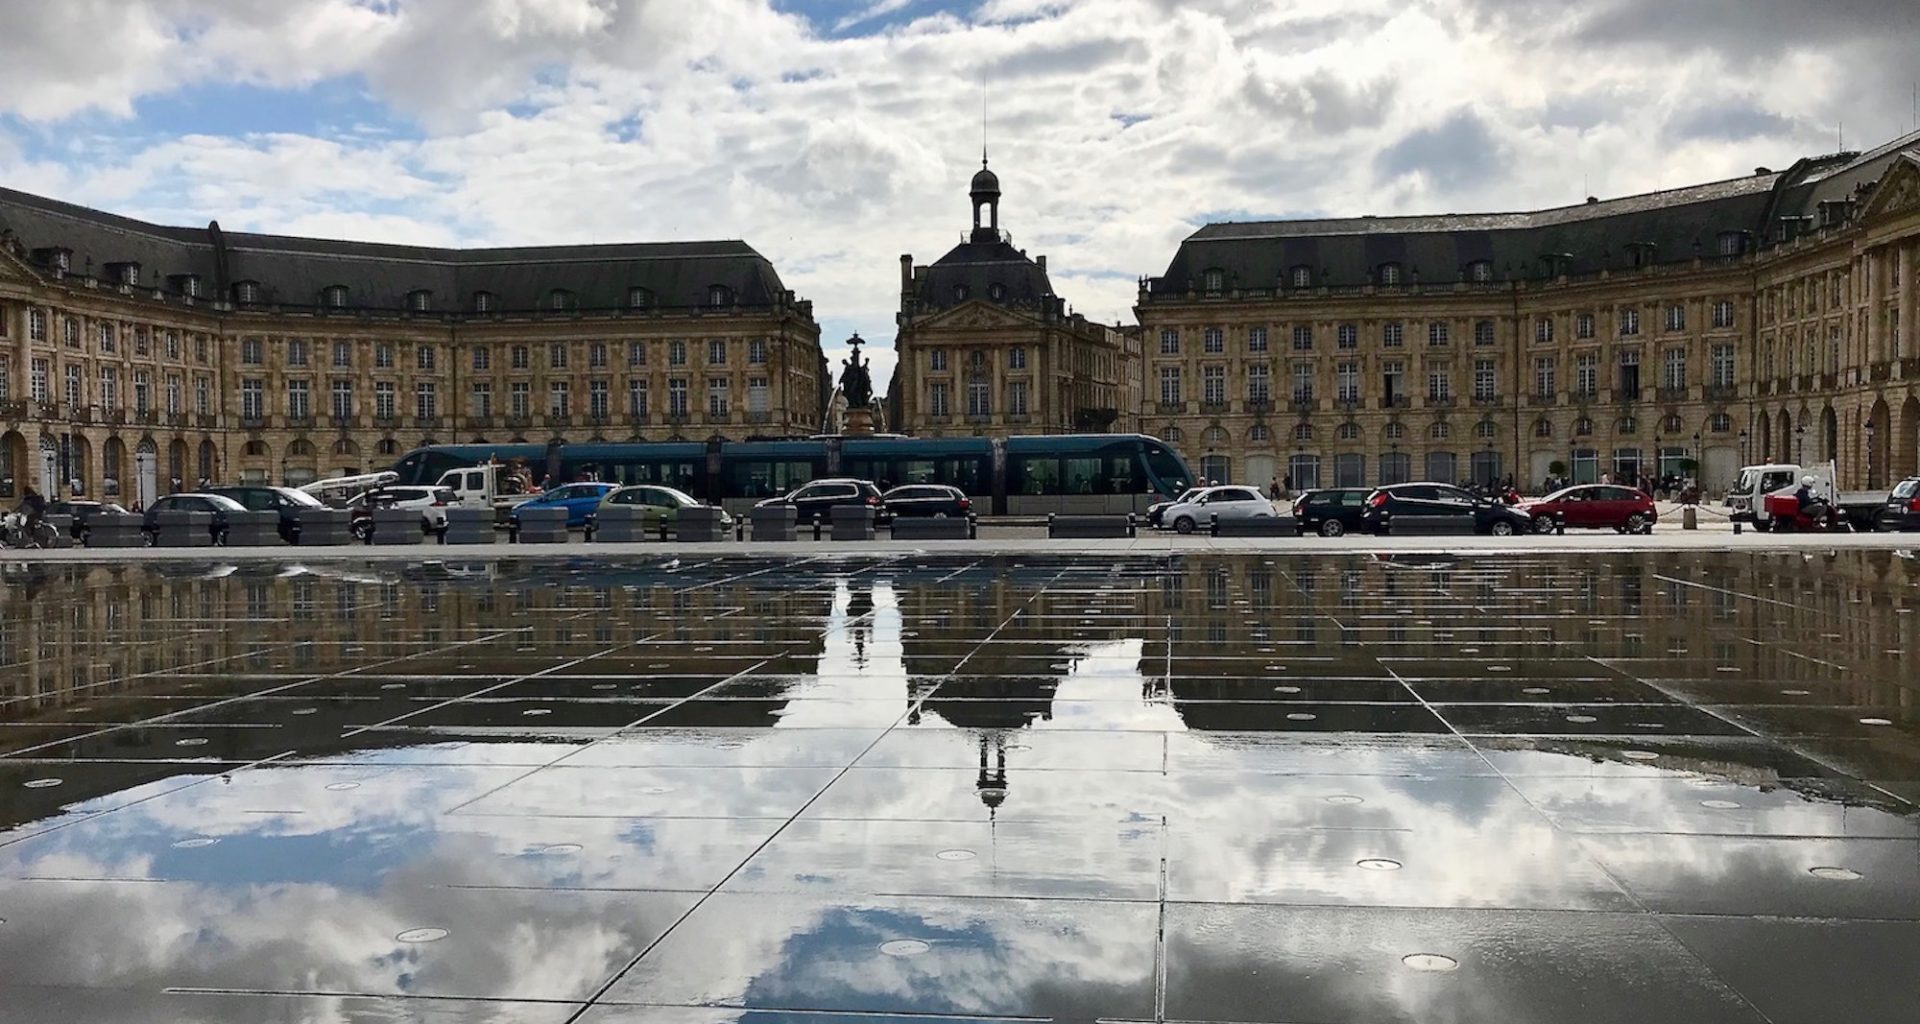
left=347, top=485, right=454, bottom=538
left=1159, top=485, right=1278, bottom=534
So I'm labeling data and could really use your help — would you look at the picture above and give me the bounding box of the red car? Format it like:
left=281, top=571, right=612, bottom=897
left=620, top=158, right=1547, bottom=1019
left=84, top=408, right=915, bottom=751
left=1520, top=484, right=1657, bottom=533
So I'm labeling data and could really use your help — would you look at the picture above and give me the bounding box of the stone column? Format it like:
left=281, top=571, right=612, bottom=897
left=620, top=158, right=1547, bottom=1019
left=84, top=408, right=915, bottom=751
left=1901, top=243, right=1916, bottom=362
left=1867, top=248, right=1884, bottom=364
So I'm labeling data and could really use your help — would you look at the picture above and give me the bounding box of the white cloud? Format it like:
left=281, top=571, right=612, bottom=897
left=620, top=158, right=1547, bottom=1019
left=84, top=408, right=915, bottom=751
left=2, top=0, right=1913, bottom=398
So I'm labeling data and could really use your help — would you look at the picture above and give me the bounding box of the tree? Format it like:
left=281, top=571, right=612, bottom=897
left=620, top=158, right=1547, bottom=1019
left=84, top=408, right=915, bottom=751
left=1548, top=460, right=1567, bottom=477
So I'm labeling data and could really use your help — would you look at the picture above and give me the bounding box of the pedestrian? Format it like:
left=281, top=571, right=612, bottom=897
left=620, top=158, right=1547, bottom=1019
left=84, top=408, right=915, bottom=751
left=1268, top=477, right=1280, bottom=501
left=1282, top=473, right=1294, bottom=498
left=1600, top=472, right=1612, bottom=485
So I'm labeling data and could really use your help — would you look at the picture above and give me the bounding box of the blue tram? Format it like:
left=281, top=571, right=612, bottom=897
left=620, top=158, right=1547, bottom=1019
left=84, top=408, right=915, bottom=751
left=390, top=434, right=1194, bottom=516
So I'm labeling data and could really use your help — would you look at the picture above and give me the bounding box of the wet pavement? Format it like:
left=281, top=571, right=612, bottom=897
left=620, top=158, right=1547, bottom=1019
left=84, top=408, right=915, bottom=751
left=1, top=550, right=1917, bottom=1023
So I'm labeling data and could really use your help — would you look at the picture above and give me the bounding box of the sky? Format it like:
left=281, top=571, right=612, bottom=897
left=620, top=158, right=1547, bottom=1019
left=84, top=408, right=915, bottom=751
left=3, top=0, right=1918, bottom=393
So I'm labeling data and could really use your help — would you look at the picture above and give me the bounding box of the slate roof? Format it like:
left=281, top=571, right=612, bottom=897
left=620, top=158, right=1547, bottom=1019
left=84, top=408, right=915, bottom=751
left=915, top=239, right=1056, bottom=313
left=1151, top=130, right=1920, bottom=294
left=0, top=185, right=801, bottom=314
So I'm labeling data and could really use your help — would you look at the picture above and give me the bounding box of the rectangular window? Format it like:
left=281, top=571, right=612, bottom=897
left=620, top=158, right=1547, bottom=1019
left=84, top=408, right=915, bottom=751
left=194, top=376, right=210, bottom=415
left=0, top=358, right=9, bottom=402
left=470, top=346, right=489, bottom=371
left=1535, top=317, right=1554, bottom=343
left=27, top=309, right=46, bottom=341
left=1292, top=325, right=1313, bottom=351
left=929, top=382, right=950, bottom=416
left=627, top=379, right=648, bottom=418
left=194, top=335, right=208, bottom=363
left=1576, top=313, right=1595, bottom=339
left=1337, top=362, right=1359, bottom=402
left=748, top=376, right=770, bottom=413
left=27, top=358, right=49, bottom=404
left=164, top=375, right=180, bottom=415
left=550, top=343, right=568, bottom=370
left=668, top=378, right=689, bottom=416
left=510, top=381, right=530, bottom=417
left=1292, top=363, right=1314, bottom=402
left=1474, top=321, right=1495, bottom=346
left=240, top=378, right=263, bottom=420
left=1007, top=379, right=1029, bottom=415
left=374, top=381, right=395, bottom=419
left=1337, top=324, right=1358, bottom=349
left=287, top=379, right=310, bottom=419
left=98, top=323, right=115, bottom=353
left=1711, top=344, right=1736, bottom=387
left=1575, top=354, right=1597, bottom=396
left=549, top=381, right=570, bottom=418
left=930, top=350, right=948, bottom=372
left=242, top=338, right=263, bottom=365
left=469, top=382, right=492, bottom=418
left=1159, top=329, right=1179, bottom=355
left=1663, top=348, right=1686, bottom=390
left=669, top=340, right=687, bottom=366
left=98, top=368, right=117, bottom=410
left=334, top=341, right=353, bottom=368
left=163, top=331, right=178, bottom=360
left=65, top=364, right=81, bottom=409
left=966, top=379, right=990, bottom=416
left=1619, top=308, right=1641, bottom=336
left=1383, top=322, right=1404, bottom=347
left=62, top=318, right=79, bottom=348
left=1426, top=369, right=1450, bottom=400
left=1202, top=365, right=1226, bottom=404
left=1533, top=357, right=1556, bottom=398
left=375, top=343, right=393, bottom=368
left=1204, top=327, right=1224, bottom=354
left=1247, top=364, right=1270, bottom=403
left=1248, top=327, right=1268, bottom=353
left=707, top=378, right=729, bottom=415
left=589, top=342, right=607, bottom=369
left=589, top=379, right=609, bottom=418
left=132, top=370, right=149, bottom=413
left=416, top=382, right=437, bottom=420
left=1666, top=305, right=1686, bottom=332
left=332, top=380, right=354, bottom=419
left=1427, top=322, right=1449, bottom=346
left=628, top=341, right=647, bottom=367
left=1382, top=360, right=1404, bottom=402
left=1473, top=358, right=1495, bottom=399
left=1159, top=366, right=1181, bottom=404
left=748, top=338, right=767, bottom=364
left=1712, top=301, right=1735, bottom=329
left=1008, top=346, right=1027, bottom=369
left=287, top=338, right=308, bottom=366
left=708, top=339, right=727, bottom=365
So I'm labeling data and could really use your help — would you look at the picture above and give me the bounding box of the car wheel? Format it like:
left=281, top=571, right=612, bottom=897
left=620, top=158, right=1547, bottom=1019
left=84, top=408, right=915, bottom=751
left=1489, top=518, right=1517, bottom=537
left=1173, top=516, right=1196, bottom=535
left=1625, top=512, right=1649, bottom=534
left=1319, top=519, right=1345, bottom=538
left=1752, top=520, right=1772, bottom=533
left=1532, top=515, right=1554, bottom=534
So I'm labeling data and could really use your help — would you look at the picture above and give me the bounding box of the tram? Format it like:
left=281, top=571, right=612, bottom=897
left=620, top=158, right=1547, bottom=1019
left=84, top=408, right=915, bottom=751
left=389, top=434, right=1194, bottom=516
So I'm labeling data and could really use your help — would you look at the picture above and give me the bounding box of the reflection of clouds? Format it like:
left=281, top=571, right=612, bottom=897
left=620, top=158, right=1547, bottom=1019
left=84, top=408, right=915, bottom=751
left=1510, top=776, right=1920, bottom=838
left=777, top=580, right=908, bottom=728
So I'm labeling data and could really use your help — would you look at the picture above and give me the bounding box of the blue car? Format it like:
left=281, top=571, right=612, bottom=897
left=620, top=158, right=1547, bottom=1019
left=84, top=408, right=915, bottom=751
left=512, top=482, right=617, bottom=528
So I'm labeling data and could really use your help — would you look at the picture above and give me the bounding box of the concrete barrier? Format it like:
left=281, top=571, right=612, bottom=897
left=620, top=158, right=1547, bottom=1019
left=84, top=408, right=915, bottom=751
left=750, top=505, right=798, bottom=542
left=676, top=506, right=728, bottom=543
left=370, top=507, right=424, bottom=545
left=225, top=510, right=285, bottom=546
left=515, top=506, right=569, bottom=544
left=43, top=514, right=75, bottom=548
left=1047, top=513, right=1135, bottom=539
left=156, top=510, right=216, bottom=548
left=1211, top=515, right=1298, bottom=537
left=891, top=516, right=971, bottom=540
left=593, top=505, right=651, bottom=543
left=293, top=508, right=354, bottom=546
left=444, top=507, right=497, bottom=545
left=84, top=512, right=146, bottom=549
left=830, top=504, right=875, bottom=541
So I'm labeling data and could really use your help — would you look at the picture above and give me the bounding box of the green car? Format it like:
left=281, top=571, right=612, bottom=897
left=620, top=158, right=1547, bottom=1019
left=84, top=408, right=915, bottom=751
left=593, top=484, right=733, bottom=532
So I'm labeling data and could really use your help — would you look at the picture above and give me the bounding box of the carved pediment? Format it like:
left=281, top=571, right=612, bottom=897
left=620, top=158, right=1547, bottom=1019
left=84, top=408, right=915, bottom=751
left=1860, top=152, right=1920, bottom=222
left=913, top=299, right=1041, bottom=333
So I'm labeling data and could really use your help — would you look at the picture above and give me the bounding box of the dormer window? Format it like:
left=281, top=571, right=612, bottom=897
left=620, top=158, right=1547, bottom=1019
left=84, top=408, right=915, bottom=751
left=322, top=285, right=349, bottom=308
left=108, top=262, right=141, bottom=286
left=1378, top=262, right=1403, bottom=286
left=168, top=274, right=201, bottom=298
left=988, top=282, right=1007, bottom=301
left=233, top=280, right=261, bottom=304
left=1289, top=265, right=1312, bottom=288
left=953, top=284, right=970, bottom=302
left=408, top=289, right=433, bottom=312
left=628, top=286, right=652, bottom=309
left=550, top=289, right=574, bottom=311
left=32, top=248, right=72, bottom=274
left=707, top=285, right=733, bottom=307
left=1716, top=231, right=1745, bottom=257
left=1467, top=260, right=1493, bottom=283
left=1202, top=268, right=1225, bottom=293
left=472, top=291, right=495, bottom=313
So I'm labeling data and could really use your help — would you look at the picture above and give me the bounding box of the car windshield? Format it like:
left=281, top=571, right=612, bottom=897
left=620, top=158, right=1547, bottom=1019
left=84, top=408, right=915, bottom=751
left=281, top=489, right=325, bottom=507
left=1734, top=469, right=1759, bottom=495
left=1893, top=480, right=1918, bottom=499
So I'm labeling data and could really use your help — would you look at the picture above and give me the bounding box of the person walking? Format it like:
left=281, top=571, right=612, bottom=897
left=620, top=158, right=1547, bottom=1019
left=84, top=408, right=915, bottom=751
left=1268, top=477, right=1281, bottom=501
left=1282, top=473, right=1294, bottom=498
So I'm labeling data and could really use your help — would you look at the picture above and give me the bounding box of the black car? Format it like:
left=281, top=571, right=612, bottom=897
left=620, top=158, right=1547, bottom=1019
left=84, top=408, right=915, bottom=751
left=140, top=493, right=246, bottom=545
left=207, top=485, right=326, bottom=543
left=1880, top=477, right=1920, bottom=531
left=1148, top=487, right=1204, bottom=528
left=881, top=484, right=971, bottom=518
left=1291, top=488, right=1373, bottom=537
left=1357, top=482, right=1532, bottom=537
left=755, top=479, right=892, bottom=524
left=45, top=499, right=131, bottom=541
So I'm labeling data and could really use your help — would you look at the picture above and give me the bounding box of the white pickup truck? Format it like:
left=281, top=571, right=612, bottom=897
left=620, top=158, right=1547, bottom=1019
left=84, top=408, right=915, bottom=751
left=1725, top=460, right=1885, bottom=531
left=431, top=463, right=541, bottom=520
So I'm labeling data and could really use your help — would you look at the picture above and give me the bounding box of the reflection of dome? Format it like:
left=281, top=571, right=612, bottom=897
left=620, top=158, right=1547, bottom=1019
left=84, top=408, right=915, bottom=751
left=970, top=158, right=1000, bottom=198
left=978, top=782, right=1008, bottom=810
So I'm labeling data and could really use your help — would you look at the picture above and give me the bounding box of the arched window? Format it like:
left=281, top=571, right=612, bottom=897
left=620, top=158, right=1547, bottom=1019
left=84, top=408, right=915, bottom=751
left=1378, top=262, right=1403, bottom=286
left=1429, top=421, right=1451, bottom=440
left=376, top=438, right=399, bottom=455
left=1202, top=426, right=1228, bottom=446
left=1534, top=418, right=1553, bottom=438
left=1164, top=426, right=1182, bottom=444
left=1710, top=413, right=1732, bottom=433
left=287, top=438, right=315, bottom=458
left=1661, top=414, right=1684, bottom=434
left=1384, top=422, right=1405, bottom=441
left=332, top=438, right=359, bottom=456
left=1574, top=417, right=1594, bottom=436
left=1293, top=423, right=1314, bottom=443
left=1618, top=416, right=1638, bottom=435
left=1336, top=422, right=1360, bottom=441
left=1475, top=420, right=1497, bottom=439
left=1248, top=424, right=1271, bottom=443
left=243, top=439, right=269, bottom=457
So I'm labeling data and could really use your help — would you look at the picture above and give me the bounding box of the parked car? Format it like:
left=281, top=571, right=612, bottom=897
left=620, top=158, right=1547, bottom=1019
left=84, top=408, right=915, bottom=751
left=140, top=493, right=246, bottom=546
left=1159, top=485, right=1278, bottom=534
left=1147, top=487, right=1204, bottom=529
left=206, top=485, right=326, bottom=543
left=1291, top=488, right=1373, bottom=537
left=346, top=485, right=454, bottom=540
left=755, top=478, right=892, bottom=524
left=45, top=499, right=130, bottom=542
left=509, top=482, right=617, bottom=529
left=1880, top=477, right=1920, bottom=531
left=1358, top=483, right=1532, bottom=536
left=881, top=484, right=971, bottom=518
left=1519, top=484, right=1658, bottom=534
left=589, top=484, right=733, bottom=533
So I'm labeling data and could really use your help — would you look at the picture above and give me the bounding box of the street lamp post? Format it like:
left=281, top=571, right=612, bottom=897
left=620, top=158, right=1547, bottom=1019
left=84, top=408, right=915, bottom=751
left=1866, top=419, right=1877, bottom=488
left=1796, top=425, right=1806, bottom=465
left=1739, top=429, right=1748, bottom=465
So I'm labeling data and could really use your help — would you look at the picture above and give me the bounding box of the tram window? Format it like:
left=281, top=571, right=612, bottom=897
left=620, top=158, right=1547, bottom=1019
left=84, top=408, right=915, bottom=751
left=725, top=460, right=813, bottom=497
left=1010, top=456, right=1060, bottom=494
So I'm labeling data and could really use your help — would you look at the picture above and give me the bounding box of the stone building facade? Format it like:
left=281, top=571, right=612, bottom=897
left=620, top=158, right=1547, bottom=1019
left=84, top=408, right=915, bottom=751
left=0, top=187, right=821, bottom=504
left=1138, top=132, right=1920, bottom=492
left=888, top=160, right=1135, bottom=437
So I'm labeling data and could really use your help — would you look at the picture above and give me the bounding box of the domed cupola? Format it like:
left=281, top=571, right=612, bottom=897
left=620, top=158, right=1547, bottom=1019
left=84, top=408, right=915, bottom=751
left=970, top=154, right=1001, bottom=243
